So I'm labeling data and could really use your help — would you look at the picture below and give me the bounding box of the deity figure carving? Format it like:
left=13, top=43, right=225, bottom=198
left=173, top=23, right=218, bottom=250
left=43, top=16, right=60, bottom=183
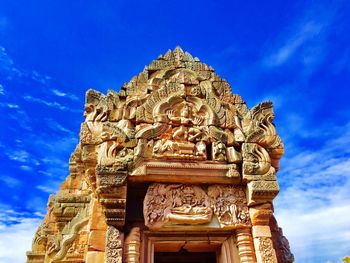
left=208, top=185, right=250, bottom=228
left=144, top=184, right=212, bottom=228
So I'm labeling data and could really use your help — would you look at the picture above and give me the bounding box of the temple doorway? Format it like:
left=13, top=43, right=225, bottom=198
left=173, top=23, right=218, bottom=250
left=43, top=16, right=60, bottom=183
left=154, top=250, right=216, bottom=263
left=141, top=232, right=240, bottom=263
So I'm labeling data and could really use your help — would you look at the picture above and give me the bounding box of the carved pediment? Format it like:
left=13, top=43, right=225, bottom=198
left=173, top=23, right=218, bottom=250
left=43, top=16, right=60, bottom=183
left=27, top=47, right=289, bottom=263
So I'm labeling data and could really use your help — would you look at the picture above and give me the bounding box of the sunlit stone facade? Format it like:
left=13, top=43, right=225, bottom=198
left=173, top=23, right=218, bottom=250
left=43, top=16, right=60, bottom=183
left=27, top=47, right=293, bottom=263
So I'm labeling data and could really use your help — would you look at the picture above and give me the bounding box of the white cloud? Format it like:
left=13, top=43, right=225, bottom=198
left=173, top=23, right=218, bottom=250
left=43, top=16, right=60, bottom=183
left=31, top=70, right=51, bottom=85
left=20, top=165, right=34, bottom=172
left=4, top=148, right=41, bottom=173
left=23, top=95, right=80, bottom=112
left=36, top=182, right=60, bottom=194
left=274, top=123, right=350, bottom=262
left=0, top=214, right=42, bottom=263
left=0, top=46, right=22, bottom=77
left=52, top=89, right=79, bottom=101
left=7, top=149, right=30, bottom=163
left=264, top=21, right=325, bottom=67
left=8, top=108, right=33, bottom=131
left=0, top=175, right=21, bottom=188
left=0, top=102, right=19, bottom=108
left=46, top=118, right=74, bottom=134
left=0, top=84, right=4, bottom=95
left=262, top=3, right=337, bottom=72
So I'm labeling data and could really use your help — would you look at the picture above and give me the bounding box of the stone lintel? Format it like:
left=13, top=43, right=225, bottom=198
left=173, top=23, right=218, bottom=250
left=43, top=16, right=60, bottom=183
left=129, top=161, right=241, bottom=184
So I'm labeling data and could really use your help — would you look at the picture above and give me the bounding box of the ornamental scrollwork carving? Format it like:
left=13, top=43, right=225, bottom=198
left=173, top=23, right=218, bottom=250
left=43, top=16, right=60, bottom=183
left=105, top=226, right=123, bottom=263
left=258, top=237, right=276, bottom=263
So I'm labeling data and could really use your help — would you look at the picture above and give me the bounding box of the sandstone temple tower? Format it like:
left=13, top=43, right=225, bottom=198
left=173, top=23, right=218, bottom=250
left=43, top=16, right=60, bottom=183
left=27, top=47, right=293, bottom=263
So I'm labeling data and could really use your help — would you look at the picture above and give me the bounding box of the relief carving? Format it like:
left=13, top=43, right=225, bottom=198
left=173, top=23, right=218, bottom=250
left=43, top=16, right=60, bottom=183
left=27, top=47, right=291, bottom=262
left=105, top=226, right=123, bottom=263
left=31, top=223, right=48, bottom=253
left=243, top=101, right=284, bottom=171
left=258, top=237, right=276, bottom=263
left=66, top=234, right=87, bottom=259
left=248, top=102, right=281, bottom=148
left=144, top=184, right=212, bottom=228
left=242, top=143, right=271, bottom=175
left=84, top=89, right=108, bottom=122
left=212, top=141, right=227, bottom=161
left=242, top=143, right=276, bottom=181
left=208, top=185, right=250, bottom=228
left=50, top=206, right=90, bottom=261
left=144, top=184, right=251, bottom=229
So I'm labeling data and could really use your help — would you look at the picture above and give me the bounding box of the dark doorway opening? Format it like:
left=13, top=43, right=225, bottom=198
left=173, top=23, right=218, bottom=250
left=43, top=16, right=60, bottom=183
left=154, top=250, right=216, bottom=263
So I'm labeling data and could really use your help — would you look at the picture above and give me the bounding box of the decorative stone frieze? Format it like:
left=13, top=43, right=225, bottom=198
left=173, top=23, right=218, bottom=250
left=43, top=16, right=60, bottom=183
left=144, top=184, right=213, bottom=228
left=144, top=183, right=251, bottom=230
left=27, top=47, right=291, bottom=263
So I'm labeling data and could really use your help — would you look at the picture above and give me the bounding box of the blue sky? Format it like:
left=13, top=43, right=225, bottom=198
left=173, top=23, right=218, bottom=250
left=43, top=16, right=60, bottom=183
left=0, top=0, right=349, bottom=262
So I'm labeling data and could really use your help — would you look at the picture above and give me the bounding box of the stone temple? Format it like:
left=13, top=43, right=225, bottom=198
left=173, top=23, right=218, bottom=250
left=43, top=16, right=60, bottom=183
left=26, top=47, right=294, bottom=263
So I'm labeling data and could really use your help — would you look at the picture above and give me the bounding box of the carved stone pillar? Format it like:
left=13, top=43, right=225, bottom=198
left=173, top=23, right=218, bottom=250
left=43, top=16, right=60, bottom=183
left=96, top=165, right=127, bottom=227
left=249, top=204, right=278, bottom=263
left=252, top=226, right=278, bottom=263
left=124, top=227, right=141, bottom=263
left=104, top=225, right=124, bottom=263
left=236, top=228, right=256, bottom=263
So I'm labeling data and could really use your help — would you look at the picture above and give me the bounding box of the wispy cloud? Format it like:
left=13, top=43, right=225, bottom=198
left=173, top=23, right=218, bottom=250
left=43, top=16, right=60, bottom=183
left=30, top=70, right=51, bottom=85
left=0, top=46, right=22, bottom=78
left=36, top=182, right=60, bottom=194
left=46, top=118, right=75, bottom=134
left=262, top=3, right=336, bottom=73
left=0, top=83, right=4, bottom=95
left=3, top=147, right=40, bottom=169
left=0, top=175, right=21, bottom=188
left=6, top=149, right=30, bottom=163
left=263, top=21, right=325, bottom=67
left=275, top=122, right=350, bottom=262
left=0, top=102, right=19, bottom=108
left=7, top=108, right=33, bottom=131
left=23, top=95, right=79, bottom=112
left=52, top=88, right=79, bottom=101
